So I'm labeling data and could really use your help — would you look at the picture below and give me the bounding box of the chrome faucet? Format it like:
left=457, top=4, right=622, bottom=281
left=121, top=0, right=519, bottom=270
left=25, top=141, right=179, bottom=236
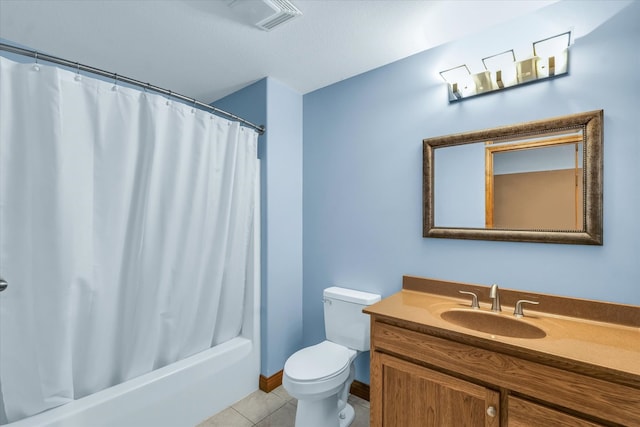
left=489, top=284, right=501, bottom=312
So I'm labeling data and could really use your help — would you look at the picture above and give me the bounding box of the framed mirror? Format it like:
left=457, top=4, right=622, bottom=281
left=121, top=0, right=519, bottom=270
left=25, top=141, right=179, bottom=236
left=423, top=110, right=603, bottom=245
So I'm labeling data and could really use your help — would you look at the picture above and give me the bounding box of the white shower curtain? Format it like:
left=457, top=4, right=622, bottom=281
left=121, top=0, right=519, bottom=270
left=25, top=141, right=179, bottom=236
left=0, top=56, right=258, bottom=423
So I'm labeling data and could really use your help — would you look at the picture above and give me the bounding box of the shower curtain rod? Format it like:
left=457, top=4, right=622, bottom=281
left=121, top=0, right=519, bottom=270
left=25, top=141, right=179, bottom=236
left=0, top=42, right=265, bottom=135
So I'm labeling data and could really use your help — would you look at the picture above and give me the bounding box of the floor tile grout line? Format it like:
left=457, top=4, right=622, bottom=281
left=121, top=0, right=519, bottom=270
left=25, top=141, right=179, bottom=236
left=241, top=398, right=289, bottom=426
left=230, top=407, right=255, bottom=425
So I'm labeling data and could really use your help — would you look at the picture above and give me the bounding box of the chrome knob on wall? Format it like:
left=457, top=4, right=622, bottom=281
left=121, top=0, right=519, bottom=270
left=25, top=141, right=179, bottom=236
left=0, top=277, right=7, bottom=292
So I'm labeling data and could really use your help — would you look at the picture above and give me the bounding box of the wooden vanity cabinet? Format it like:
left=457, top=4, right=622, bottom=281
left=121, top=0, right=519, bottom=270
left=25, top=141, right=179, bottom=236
left=507, top=396, right=603, bottom=427
left=375, top=352, right=500, bottom=427
left=369, top=319, right=636, bottom=427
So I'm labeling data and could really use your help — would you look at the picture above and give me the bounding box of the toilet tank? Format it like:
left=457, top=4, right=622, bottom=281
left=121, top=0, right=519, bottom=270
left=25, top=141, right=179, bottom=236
left=323, top=287, right=381, bottom=351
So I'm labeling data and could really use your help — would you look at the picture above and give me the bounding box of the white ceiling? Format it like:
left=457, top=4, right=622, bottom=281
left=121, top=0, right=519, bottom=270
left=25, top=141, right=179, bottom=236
left=0, top=0, right=559, bottom=103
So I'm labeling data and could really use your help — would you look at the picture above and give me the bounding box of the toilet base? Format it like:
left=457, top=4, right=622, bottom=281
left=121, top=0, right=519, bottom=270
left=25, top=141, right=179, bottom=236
left=338, top=403, right=355, bottom=427
left=294, top=396, right=355, bottom=427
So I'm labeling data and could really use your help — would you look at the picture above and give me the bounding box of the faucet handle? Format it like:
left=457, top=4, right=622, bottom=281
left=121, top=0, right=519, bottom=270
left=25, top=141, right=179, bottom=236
left=514, top=300, right=539, bottom=318
left=458, top=291, right=480, bottom=309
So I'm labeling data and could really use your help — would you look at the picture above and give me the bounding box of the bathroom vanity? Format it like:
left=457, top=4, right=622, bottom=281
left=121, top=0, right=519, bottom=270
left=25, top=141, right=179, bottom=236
left=364, top=276, right=640, bottom=427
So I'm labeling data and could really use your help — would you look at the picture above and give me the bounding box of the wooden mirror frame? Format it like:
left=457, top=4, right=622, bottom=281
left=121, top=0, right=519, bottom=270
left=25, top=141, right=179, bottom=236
left=423, top=110, right=603, bottom=245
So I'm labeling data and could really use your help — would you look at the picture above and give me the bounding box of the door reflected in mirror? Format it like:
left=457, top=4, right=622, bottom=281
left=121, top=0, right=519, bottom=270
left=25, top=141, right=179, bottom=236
left=424, top=110, right=603, bottom=245
left=487, top=132, right=583, bottom=231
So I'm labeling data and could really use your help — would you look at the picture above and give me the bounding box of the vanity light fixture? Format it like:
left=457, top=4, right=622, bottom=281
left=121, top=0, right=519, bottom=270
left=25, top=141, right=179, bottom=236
left=440, top=31, right=571, bottom=102
left=482, top=50, right=516, bottom=89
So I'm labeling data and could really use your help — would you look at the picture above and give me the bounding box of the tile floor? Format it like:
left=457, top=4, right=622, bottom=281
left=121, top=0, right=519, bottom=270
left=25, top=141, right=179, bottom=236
left=196, top=385, right=370, bottom=427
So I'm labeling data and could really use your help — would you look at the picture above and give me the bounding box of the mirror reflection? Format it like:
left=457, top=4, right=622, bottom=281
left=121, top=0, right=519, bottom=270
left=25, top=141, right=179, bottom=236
left=489, top=136, right=583, bottom=230
left=424, top=110, right=603, bottom=245
left=435, top=131, right=584, bottom=230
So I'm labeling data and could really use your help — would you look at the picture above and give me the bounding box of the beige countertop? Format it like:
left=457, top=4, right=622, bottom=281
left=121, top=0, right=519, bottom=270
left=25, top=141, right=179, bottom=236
left=365, top=286, right=640, bottom=383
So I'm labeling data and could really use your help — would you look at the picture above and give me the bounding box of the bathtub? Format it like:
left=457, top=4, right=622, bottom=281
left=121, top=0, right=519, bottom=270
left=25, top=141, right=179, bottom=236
left=5, top=267, right=260, bottom=427
left=1, top=130, right=262, bottom=427
left=6, top=277, right=260, bottom=427
left=7, top=339, right=258, bottom=427
left=4, top=172, right=262, bottom=427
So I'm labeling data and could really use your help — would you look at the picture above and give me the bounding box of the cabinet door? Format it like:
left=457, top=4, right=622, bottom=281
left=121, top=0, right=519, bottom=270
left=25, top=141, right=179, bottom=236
left=507, top=396, right=604, bottom=427
left=371, top=352, right=500, bottom=427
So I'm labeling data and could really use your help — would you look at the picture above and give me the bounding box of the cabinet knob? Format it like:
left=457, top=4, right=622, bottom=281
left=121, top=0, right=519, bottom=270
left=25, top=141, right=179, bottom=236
left=486, top=406, right=497, bottom=417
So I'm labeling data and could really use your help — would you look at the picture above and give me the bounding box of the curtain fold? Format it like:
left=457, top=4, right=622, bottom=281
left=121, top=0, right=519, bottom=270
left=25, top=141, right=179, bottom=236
left=0, top=56, right=258, bottom=423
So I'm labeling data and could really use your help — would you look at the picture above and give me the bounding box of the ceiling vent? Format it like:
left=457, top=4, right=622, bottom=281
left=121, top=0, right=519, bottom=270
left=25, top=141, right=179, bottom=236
left=228, top=0, right=302, bottom=31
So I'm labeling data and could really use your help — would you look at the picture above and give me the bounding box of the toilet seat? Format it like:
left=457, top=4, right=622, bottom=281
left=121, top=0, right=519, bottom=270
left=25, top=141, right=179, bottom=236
left=284, top=341, right=357, bottom=382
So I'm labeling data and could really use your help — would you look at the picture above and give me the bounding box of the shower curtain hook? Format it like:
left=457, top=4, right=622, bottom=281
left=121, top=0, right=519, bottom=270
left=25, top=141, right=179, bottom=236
left=32, top=52, right=40, bottom=71
left=191, top=98, right=197, bottom=113
left=166, top=90, right=172, bottom=106
left=112, top=73, right=118, bottom=91
left=74, top=62, right=82, bottom=81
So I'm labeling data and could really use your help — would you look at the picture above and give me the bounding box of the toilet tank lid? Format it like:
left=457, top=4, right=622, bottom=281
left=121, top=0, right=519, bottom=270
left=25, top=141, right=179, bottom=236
left=323, top=287, right=381, bottom=305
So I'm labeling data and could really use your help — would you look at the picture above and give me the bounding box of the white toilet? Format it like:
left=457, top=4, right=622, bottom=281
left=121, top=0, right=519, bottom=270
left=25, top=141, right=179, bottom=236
left=283, top=286, right=381, bottom=427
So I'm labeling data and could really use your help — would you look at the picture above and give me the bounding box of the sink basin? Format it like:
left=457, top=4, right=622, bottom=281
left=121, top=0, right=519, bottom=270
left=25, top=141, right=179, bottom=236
left=440, top=309, right=546, bottom=339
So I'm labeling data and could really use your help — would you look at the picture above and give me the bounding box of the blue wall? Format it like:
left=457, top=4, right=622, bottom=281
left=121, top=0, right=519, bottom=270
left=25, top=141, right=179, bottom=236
left=216, top=78, right=304, bottom=378
left=303, top=0, right=640, bottom=384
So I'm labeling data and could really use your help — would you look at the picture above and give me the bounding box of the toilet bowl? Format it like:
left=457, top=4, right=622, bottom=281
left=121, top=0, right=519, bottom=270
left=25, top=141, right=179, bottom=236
left=283, top=287, right=381, bottom=427
left=283, top=341, right=357, bottom=427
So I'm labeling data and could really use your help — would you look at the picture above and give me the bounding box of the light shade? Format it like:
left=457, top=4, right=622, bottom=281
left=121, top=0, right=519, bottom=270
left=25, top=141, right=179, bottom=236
left=482, top=50, right=515, bottom=72
left=482, top=50, right=517, bottom=89
left=472, top=71, right=492, bottom=93
left=534, top=31, right=571, bottom=78
left=533, top=31, right=571, bottom=58
left=439, top=65, right=471, bottom=84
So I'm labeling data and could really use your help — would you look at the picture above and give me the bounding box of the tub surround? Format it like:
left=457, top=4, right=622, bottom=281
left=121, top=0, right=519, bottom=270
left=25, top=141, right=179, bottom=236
left=364, top=276, right=639, bottom=426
